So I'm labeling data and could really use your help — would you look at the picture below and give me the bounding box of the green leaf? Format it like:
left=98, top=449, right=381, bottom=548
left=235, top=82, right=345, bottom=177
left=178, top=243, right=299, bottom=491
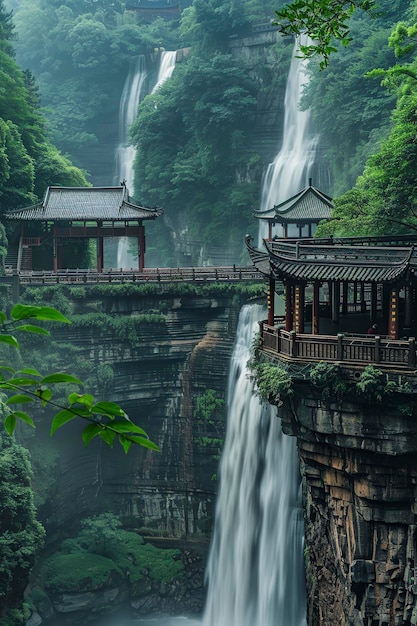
left=98, top=429, right=117, bottom=446
left=119, top=436, right=132, bottom=454
left=127, top=435, right=160, bottom=451
left=50, top=409, right=77, bottom=435
left=12, top=411, right=35, bottom=428
left=41, top=373, right=83, bottom=385
left=82, top=422, right=102, bottom=446
left=36, top=387, right=52, bottom=405
left=0, top=334, right=19, bottom=349
left=5, top=394, right=34, bottom=405
left=19, top=368, right=41, bottom=377
left=0, top=311, right=7, bottom=323
left=69, top=393, right=94, bottom=409
left=91, top=401, right=126, bottom=418
left=11, top=304, right=71, bottom=323
left=109, top=420, right=148, bottom=436
left=15, top=324, right=50, bottom=335
left=6, top=377, right=38, bottom=386
left=4, top=413, right=16, bottom=435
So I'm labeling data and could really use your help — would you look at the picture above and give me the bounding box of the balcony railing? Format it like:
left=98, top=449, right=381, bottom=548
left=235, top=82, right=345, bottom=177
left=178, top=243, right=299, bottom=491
left=260, top=322, right=417, bottom=369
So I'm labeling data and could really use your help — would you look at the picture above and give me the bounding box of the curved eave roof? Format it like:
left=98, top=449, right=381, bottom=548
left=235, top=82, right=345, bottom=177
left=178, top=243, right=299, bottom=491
left=264, top=239, right=412, bottom=283
left=253, top=185, right=333, bottom=222
left=6, top=186, right=163, bottom=222
left=245, top=236, right=270, bottom=277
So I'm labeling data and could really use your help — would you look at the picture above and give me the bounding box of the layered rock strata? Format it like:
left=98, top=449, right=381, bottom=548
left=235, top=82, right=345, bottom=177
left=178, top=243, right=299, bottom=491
left=279, top=380, right=417, bottom=626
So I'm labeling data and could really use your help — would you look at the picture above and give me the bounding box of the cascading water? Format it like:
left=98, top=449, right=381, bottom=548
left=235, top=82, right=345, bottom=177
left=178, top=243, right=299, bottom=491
left=115, top=51, right=176, bottom=268
left=258, top=37, right=320, bottom=245
left=202, top=305, right=306, bottom=626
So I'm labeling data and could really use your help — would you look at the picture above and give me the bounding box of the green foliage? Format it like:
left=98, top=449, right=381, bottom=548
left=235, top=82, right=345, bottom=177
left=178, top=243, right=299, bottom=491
left=194, top=388, right=224, bottom=422
left=274, top=0, right=379, bottom=68
left=0, top=430, right=45, bottom=610
left=0, top=303, right=158, bottom=453
left=355, top=365, right=396, bottom=402
left=250, top=362, right=293, bottom=404
left=37, top=513, right=183, bottom=594
left=309, top=361, right=350, bottom=402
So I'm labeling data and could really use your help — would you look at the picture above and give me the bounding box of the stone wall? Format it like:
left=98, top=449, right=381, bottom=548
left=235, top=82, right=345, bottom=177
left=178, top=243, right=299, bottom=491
left=23, top=288, right=250, bottom=541
left=278, top=380, right=417, bottom=626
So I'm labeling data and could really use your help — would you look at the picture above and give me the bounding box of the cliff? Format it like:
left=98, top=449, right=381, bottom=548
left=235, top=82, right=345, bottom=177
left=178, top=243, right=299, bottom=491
left=278, top=375, right=417, bottom=626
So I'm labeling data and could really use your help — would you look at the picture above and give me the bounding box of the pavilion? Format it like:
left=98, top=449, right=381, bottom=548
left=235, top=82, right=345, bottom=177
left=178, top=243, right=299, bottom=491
left=253, top=179, right=333, bottom=240
left=247, top=234, right=417, bottom=368
left=6, top=185, right=163, bottom=273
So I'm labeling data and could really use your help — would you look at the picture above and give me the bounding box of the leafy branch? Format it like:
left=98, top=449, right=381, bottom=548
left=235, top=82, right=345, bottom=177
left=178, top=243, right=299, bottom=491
left=274, top=0, right=378, bottom=68
left=0, top=304, right=159, bottom=453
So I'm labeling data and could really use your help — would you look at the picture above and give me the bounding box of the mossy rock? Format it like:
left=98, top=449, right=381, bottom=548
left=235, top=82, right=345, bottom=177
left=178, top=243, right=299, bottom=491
left=38, top=552, right=124, bottom=593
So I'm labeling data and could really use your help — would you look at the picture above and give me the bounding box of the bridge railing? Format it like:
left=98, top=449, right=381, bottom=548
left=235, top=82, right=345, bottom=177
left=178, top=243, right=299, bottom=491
left=261, top=322, right=417, bottom=369
left=13, top=266, right=263, bottom=285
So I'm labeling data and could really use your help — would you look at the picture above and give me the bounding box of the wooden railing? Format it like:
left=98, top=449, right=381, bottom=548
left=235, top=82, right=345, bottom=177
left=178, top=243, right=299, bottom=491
left=261, top=323, right=417, bottom=369
left=11, top=266, right=263, bottom=286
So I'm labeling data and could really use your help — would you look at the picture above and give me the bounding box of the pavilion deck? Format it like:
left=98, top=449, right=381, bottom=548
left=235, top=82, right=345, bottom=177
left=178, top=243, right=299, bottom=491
left=260, top=318, right=417, bottom=370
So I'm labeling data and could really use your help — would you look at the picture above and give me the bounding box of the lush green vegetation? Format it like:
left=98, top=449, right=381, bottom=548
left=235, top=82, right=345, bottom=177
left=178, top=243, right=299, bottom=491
left=35, top=513, right=183, bottom=594
left=0, top=0, right=87, bottom=221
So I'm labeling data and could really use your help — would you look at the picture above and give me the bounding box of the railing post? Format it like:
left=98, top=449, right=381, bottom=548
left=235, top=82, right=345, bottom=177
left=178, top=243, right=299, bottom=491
left=408, top=337, right=416, bottom=368
left=337, top=333, right=344, bottom=361
left=375, top=335, right=381, bottom=364
left=290, top=330, right=297, bottom=357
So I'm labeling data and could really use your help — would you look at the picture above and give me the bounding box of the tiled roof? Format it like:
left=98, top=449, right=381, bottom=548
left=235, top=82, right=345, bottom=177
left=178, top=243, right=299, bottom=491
left=247, top=236, right=414, bottom=284
left=254, top=183, right=333, bottom=222
left=7, top=186, right=163, bottom=222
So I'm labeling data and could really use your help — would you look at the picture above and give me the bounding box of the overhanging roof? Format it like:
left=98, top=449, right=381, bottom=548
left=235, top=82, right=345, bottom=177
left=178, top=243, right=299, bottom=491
left=254, top=182, right=333, bottom=223
left=247, top=235, right=417, bottom=284
left=7, top=186, right=163, bottom=222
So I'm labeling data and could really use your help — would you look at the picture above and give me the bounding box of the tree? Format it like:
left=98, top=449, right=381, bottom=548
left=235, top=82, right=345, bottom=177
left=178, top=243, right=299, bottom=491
left=0, top=303, right=158, bottom=453
left=274, top=0, right=379, bottom=67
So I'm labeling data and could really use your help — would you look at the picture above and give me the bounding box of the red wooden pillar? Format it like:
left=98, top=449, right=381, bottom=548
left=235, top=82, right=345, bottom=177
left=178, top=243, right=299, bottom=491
left=267, top=275, right=275, bottom=326
left=389, top=287, right=399, bottom=339
left=138, top=223, right=145, bottom=271
left=312, top=281, right=320, bottom=335
left=294, top=284, right=305, bottom=333
left=285, top=282, right=293, bottom=331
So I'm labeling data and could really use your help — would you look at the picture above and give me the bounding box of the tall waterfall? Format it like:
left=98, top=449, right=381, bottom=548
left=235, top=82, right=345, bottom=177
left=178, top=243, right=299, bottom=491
left=258, top=37, right=320, bottom=244
left=115, top=51, right=176, bottom=268
left=202, top=305, right=306, bottom=626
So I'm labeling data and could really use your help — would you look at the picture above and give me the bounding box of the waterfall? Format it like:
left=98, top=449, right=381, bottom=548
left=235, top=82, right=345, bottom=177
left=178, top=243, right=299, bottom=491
left=202, top=305, right=306, bottom=626
left=115, top=51, right=176, bottom=268
left=258, top=37, right=320, bottom=245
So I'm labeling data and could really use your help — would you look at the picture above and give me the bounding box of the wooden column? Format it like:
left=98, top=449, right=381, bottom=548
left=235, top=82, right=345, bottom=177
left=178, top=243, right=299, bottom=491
left=405, top=285, right=412, bottom=329
left=53, top=230, right=58, bottom=272
left=138, top=223, right=145, bottom=271
left=96, top=237, right=104, bottom=273
left=285, top=282, right=293, bottom=331
left=268, top=222, right=273, bottom=240
left=388, top=286, right=399, bottom=339
left=331, top=281, right=340, bottom=323
left=371, top=283, right=378, bottom=322
left=294, top=284, right=305, bottom=333
left=312, top=281, right=320, bottom=335
left=267, top=275, right=275, bottom=326
left=342, top=282, right=348, bottom=315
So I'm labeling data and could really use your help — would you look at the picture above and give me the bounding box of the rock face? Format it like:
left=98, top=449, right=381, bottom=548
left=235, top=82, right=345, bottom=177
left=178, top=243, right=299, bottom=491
left=30, top=288, right=249, bottom=540
left=278, top=380, right=417, bottom=626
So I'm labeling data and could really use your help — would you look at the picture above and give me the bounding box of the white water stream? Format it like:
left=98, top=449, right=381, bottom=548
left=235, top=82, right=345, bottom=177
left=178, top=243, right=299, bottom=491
left=115, top=51, right=177, bottom=268
left=202, top=305, right=306, bottom=626
left=258, top=37, right=320, bottom=245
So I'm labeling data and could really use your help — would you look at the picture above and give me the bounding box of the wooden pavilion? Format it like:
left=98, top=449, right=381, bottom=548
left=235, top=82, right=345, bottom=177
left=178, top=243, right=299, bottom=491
left=247, top=234, right=417, bottom=368
left=253, top=179, right=333, bottom=239
left=6, top=185, right=163, bottom=273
